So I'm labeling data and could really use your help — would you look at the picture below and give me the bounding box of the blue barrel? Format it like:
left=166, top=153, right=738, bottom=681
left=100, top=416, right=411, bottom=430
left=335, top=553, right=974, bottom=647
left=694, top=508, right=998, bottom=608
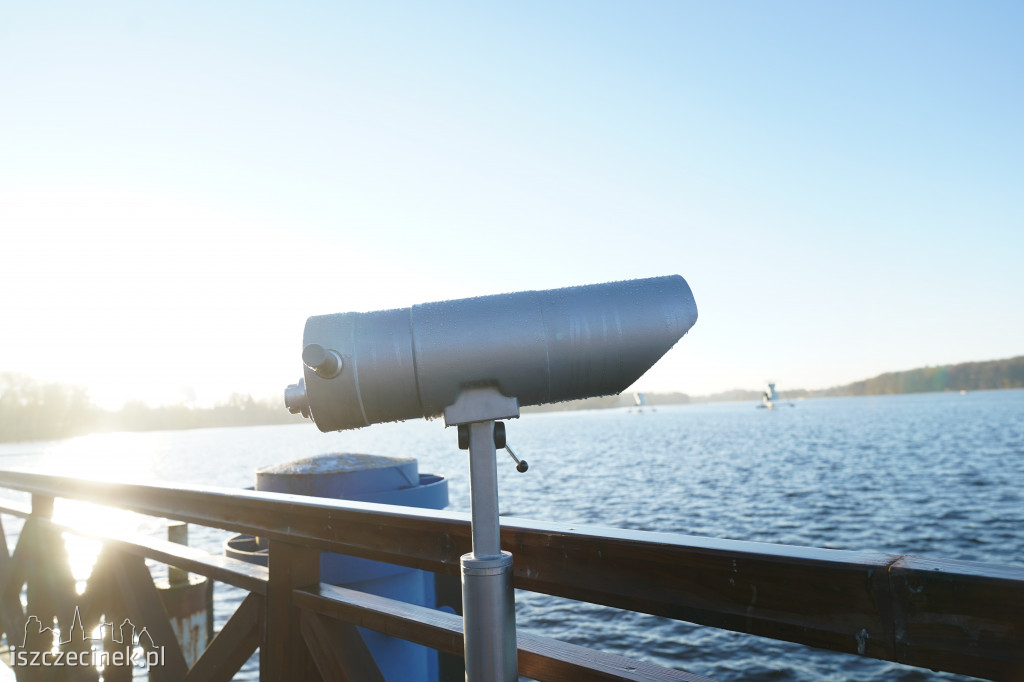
left=225, top=453, right=449, bottom=682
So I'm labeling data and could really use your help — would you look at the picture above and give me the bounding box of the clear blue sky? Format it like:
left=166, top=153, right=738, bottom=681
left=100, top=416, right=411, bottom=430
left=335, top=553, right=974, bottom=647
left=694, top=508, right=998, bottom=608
left=2, top=2, right=1022, bottom=407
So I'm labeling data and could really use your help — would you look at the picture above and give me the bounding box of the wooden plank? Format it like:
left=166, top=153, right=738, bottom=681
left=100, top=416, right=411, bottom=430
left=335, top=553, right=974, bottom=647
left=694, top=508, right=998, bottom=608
left=23, top=522, right=60, bottom=679
left=0, top=470, right=471, bottom=570
left=300, top=609, right=384, bottom=682
left=518, top=632, right=715, bottom=682
left=2, top=518, right=32, bottom=606
left=183, top=593, right=262, bottom=682
left=19, top=493, right=76, bottom=682
left=79, top=546, right=115, bottom=631
left=26, top=498, right=56, bottom=632
left=434, top=571, right=465, bottom=680
left=0, top=515, right=26, bottom=644
left=507, top=522, right=899, bottom=660
left=99, top=566, right=133, bottom=682
left=296, top=584, right=717, bottom=682
left=34, top=517, right=268, bottom=595
left=0, top=499, right=32, bottom=517
left=31, top=495, right=53, bottom=520
left=0, top=514, right=10, bottom=563
left=36, top=520, right=79, bottom=629
left=58, top=586, right=106, bottom=682
left=296, top=583, right=461, bottom=655
left=263, top=540, right=321, bottom=682
left=889, top=555, right=1024, bottom=680
left=39, top=521, right=97, bottom=682
left=111, top=553, right=189, bottom=681
left=16, top=511, right=51, bottom=682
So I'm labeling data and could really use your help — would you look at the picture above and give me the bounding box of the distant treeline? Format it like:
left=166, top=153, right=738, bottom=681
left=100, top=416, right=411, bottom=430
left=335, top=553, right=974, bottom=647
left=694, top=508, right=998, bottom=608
left=526, top=354, right=1024, bottom=412
left=703, top=356, right=1021, bottom=402
left=825, top=356, right=1024, bottom=396
left=0, top=373, right=303, bottom=443
left=687, top=355, right=1024, bottom=402
left=3, top=355, right=1022, bottom=441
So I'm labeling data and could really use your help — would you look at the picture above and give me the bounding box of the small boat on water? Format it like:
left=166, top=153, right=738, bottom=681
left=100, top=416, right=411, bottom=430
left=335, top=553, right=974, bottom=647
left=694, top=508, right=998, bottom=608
left=757, top=382, right=794, bottom=409
left=629, top=391, right=654, bottom=413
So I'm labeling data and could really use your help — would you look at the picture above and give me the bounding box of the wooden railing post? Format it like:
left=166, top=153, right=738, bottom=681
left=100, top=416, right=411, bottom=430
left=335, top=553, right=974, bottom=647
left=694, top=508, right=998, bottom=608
left=26, top=495, right=55, bottom=631
left=12, top=495, right=56, bottom=682
left=0, top=514, right=26, bottom=647
left=29, top=494, right=53, bottom=520
left=263, top=540, right=321, bottom=682
left=158, top=521, right=214, bottom=667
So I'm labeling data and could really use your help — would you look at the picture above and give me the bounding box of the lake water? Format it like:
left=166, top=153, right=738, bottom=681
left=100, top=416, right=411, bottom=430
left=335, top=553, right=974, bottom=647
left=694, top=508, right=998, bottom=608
left=1, top=389, right=1022, bottom=681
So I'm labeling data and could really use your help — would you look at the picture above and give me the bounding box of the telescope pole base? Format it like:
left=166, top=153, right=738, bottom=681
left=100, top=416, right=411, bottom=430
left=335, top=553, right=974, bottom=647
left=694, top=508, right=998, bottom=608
left=461, top=551, right=517, bottom=682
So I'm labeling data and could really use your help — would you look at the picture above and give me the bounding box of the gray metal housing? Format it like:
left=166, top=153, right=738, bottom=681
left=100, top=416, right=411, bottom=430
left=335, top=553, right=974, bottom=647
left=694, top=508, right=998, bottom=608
left=298, top=275, right=698, bottom=432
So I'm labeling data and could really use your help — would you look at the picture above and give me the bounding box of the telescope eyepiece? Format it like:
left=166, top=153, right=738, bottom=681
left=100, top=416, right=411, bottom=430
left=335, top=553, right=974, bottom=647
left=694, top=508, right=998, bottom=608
left=284, top=379, right=311, bottom=418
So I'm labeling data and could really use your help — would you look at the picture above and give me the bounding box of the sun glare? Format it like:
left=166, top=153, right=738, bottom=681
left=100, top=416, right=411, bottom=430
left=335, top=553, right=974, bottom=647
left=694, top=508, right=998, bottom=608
left=43, top=432, right=173, bottom=586
left=2, top=188, right=297, bottom=404
left=2, top=185, right=459, bottom=408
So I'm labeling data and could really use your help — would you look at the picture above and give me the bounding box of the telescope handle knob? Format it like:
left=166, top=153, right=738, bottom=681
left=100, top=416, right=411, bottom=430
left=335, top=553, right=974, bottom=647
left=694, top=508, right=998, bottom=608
left=456, top=421, right=527, bottom=472
left=302, top=344, right=343, bottom=379
left=503, top=442, right=528, bottom=474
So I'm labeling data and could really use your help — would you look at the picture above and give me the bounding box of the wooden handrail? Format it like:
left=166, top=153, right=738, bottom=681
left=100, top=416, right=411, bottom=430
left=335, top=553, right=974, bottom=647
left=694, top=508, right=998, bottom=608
left=0, top=469, right=1021, bottom=679
left=0, top=499, right=269, bottom=594
left=44, top=517, right=269, bottom=595
left=296, top=583, right=716, bottom=681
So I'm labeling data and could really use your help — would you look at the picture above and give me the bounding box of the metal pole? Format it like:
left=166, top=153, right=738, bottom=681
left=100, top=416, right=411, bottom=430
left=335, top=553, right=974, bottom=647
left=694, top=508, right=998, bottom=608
left=468, top=422, right=501, bottom=558
left=462, top=420, right=517, bottom=682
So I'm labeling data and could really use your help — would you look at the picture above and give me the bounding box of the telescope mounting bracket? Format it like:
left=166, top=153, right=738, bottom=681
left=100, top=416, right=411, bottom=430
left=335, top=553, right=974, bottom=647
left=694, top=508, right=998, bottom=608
left=443, top=386, right=520, bottom=426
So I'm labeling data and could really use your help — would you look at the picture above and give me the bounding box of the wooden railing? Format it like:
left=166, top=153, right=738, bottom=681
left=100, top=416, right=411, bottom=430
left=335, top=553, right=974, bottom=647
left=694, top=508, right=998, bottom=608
left=0, top=469, right=1020, bottom=681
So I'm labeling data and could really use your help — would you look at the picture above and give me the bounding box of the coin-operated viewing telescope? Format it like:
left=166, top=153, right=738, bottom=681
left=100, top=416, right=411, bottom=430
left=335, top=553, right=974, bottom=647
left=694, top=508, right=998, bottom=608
left=284, top=275, right=697, bottom=682
left=285, top=275, right=697, bottom=430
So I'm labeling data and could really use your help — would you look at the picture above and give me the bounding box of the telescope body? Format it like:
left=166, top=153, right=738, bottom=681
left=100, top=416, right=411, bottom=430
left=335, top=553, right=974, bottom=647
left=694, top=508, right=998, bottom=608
left=293, top=275, right=697, bottom=432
